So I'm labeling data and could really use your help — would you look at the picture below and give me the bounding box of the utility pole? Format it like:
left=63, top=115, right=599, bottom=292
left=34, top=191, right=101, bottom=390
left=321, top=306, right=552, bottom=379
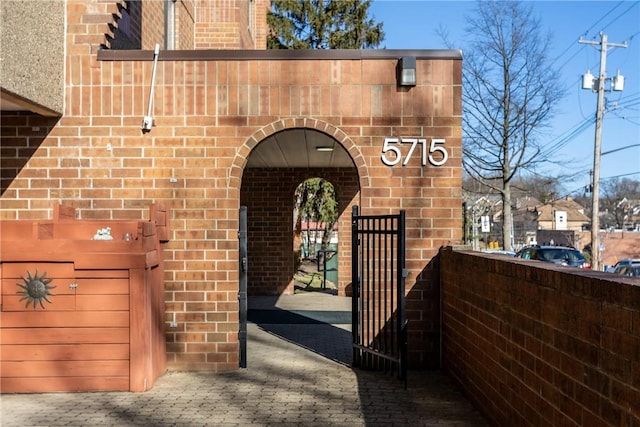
left=580, top=32, right=627, bottom=271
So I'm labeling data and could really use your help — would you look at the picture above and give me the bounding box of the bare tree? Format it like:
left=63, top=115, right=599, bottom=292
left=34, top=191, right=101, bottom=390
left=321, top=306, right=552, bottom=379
left=600, top=177, right=640, bottom=229
left=462, top=1, right=564, bottom=251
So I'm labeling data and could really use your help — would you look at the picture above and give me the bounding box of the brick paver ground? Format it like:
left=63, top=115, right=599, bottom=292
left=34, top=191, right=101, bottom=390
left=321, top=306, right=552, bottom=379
left=1, top=293, right=490, bottom=426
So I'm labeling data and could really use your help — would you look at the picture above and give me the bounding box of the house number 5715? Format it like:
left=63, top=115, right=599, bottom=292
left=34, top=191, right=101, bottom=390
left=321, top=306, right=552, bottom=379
left=381, top=137, right=448, bottom=167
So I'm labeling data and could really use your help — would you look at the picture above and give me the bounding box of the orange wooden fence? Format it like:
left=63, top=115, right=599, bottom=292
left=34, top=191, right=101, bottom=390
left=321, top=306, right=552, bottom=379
left=1, top=204, right=168, bottom=392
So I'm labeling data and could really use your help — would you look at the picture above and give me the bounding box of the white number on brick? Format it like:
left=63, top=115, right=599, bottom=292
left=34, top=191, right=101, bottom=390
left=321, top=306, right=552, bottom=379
left=381, top=137, right=448, bottom=167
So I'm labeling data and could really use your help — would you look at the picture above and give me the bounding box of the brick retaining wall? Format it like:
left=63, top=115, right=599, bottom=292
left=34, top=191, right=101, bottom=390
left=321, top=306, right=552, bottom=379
left=440, top=247, right=640, bottom=426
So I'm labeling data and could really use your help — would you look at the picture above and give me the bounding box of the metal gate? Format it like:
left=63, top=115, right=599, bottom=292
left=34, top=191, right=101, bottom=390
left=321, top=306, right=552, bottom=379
left=238, top=206, right=248, bottom=368
left=351, top=205, right=407, bottom=381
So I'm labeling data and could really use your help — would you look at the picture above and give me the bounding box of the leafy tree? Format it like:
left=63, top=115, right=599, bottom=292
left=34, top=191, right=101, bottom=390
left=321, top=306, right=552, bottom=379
left=295, top=178, right=338, bottom=254
left=267, top=0, right=384, bottom=49
left=461, top=1, right=565, bottom=251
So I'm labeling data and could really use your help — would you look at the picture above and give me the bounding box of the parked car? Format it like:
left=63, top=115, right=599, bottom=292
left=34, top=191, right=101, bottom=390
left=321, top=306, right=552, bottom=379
left=614, top=265, right=640, bottom=277
left=611, top=259, right=640, bottom=276
left=514, top=245, right=591, bottom=269
left=481, top=249, right=516, bottom=257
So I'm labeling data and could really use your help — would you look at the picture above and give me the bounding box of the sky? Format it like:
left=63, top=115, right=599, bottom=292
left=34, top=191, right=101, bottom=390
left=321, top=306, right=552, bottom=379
left=369, top=0, right=640, bottom=197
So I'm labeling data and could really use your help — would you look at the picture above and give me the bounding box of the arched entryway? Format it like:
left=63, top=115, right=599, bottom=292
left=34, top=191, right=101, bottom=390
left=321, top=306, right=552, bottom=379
left=235, top=120, right=367, bottom=297
left=233, top=120, right=365, bottom=367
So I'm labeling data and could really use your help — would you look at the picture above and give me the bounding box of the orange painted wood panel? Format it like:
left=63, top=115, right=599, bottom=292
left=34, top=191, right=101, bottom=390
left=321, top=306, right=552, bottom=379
left=1, top=376, right=129, bottom=393
left=1, top=327, right=129, bottom=345
left=53, top=203, right=76, bottom=221
left=129, top=267, right=151, bottom=392
left=75, top=278, right=129, bottom=294
left=2, top=278, right=76, bottom=297
left=76, top=294, right=129, bottom=311
left=1, top=262, right=75, bottom=278
left=0, top=208, right=168, bottom=392
left=0, top=222, right=39, bottom=240
left=1, top=295, right=76, bottom=311
left=3, top=360, right=129, bottom=377
left=51, top=221, right=139, bottom=240
left=75, top=269, right=128, bottom=278
left=0, top=311, right=129, bottom=328
left=2, top=344, right=129, bottom=361
left=1, top=242, right=149, bottom=268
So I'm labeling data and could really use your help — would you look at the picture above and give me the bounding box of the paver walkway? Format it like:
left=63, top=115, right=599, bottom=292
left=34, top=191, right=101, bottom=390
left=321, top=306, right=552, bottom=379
left=1, top=293, right=490, bottom=426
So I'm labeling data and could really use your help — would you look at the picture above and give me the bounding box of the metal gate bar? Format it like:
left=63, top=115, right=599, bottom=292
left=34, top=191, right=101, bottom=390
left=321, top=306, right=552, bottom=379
left=238, top=206, right=248, bottom=368
left=351, top=206, right=406, bottom=381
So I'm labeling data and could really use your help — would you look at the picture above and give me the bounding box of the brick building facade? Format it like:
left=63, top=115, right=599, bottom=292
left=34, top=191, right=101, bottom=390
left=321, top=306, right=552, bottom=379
left=1, top=1, right=462, bottom=371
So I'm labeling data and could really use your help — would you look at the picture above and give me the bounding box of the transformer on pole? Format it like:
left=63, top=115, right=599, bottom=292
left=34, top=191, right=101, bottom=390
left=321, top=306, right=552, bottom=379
left=579, top=32, right=627, bottom=271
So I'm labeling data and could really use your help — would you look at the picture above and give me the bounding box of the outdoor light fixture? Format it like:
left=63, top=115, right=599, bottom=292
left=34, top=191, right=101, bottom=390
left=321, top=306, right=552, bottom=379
left=316, top=146, right=334, bottom=152
left=397, top=56, right=416, bottom=87
left=142, top=44, right=160, bottom=133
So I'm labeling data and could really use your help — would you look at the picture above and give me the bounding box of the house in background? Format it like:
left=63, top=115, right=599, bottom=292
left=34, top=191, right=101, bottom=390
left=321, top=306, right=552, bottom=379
left=464, top=192, right=591, bottom=249
left=515, top=196, right=589, bottom=249
left=534, top=196, right=589, bottom=231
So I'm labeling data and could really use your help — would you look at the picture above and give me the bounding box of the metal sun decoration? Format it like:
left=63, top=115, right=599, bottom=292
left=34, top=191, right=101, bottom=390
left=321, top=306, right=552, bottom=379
left=16, top=269, right=56, bottom=310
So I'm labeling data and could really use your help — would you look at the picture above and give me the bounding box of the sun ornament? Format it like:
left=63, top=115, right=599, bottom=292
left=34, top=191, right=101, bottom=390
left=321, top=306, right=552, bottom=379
left=16, top=269, right=56, bottom=310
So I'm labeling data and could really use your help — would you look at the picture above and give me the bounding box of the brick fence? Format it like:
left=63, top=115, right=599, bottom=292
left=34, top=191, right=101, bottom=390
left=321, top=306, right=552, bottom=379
left=440, top=247, right=640, bottom=426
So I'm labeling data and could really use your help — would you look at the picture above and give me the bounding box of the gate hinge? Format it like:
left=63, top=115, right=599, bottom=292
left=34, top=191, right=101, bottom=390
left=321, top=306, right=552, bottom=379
left=402, top=268, right=409, bottom=278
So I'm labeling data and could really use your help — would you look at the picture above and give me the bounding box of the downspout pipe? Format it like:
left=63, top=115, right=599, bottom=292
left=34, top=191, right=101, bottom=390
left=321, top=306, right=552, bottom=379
left=165, top=0, right=176, bottom=50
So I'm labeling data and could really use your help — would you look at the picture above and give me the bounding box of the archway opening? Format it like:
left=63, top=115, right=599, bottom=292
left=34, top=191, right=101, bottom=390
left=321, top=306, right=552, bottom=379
left=239, top=127, right=360, bottom=297
left=239, top=126, right=361, bottom=366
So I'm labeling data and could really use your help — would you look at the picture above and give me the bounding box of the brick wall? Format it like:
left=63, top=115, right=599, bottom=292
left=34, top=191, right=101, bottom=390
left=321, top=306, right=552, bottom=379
left=140, top=1, right=164, bottom=50
left=0, top=1, right=462, bottom=371
left=440, top=248, right=640, bottom=426
left=0, top=113, right=60, bottom=202
left=194, top=0, right=268, bottom=49
left=176, top=0, right=195, bottom=49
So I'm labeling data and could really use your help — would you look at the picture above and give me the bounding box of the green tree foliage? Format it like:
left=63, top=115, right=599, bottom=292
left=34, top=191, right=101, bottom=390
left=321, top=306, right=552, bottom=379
left=267, top=0, right=384, bottom=49
left=295, top=178, right=338, bottom=250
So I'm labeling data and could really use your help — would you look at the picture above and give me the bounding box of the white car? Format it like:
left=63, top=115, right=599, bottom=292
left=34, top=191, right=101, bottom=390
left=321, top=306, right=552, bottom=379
left=611, top=259, right=640, bottom=276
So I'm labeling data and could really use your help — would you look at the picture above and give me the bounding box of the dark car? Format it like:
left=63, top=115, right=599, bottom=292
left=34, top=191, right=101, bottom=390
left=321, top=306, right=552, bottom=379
left=514, top=245, right=591, bottom=269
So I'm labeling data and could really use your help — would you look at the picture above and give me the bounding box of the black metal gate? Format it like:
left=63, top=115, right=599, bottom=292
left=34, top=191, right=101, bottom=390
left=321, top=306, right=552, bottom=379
left=351, top=205, right=407, bottom=381
left=238, top=206, right=248, bottom=368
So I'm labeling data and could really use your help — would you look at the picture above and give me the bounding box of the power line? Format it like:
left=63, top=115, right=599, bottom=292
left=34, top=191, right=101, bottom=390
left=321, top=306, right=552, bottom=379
left=598, top=2, right=640, bottom=36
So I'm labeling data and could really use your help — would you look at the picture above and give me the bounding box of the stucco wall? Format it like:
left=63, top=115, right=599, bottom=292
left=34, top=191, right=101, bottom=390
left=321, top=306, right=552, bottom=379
left=0, top=0, right=65, bottom=115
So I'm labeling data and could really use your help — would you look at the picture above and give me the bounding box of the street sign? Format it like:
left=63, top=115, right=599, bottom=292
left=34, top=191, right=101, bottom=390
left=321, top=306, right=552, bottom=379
left=481, top=215, right=490, bottom=233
